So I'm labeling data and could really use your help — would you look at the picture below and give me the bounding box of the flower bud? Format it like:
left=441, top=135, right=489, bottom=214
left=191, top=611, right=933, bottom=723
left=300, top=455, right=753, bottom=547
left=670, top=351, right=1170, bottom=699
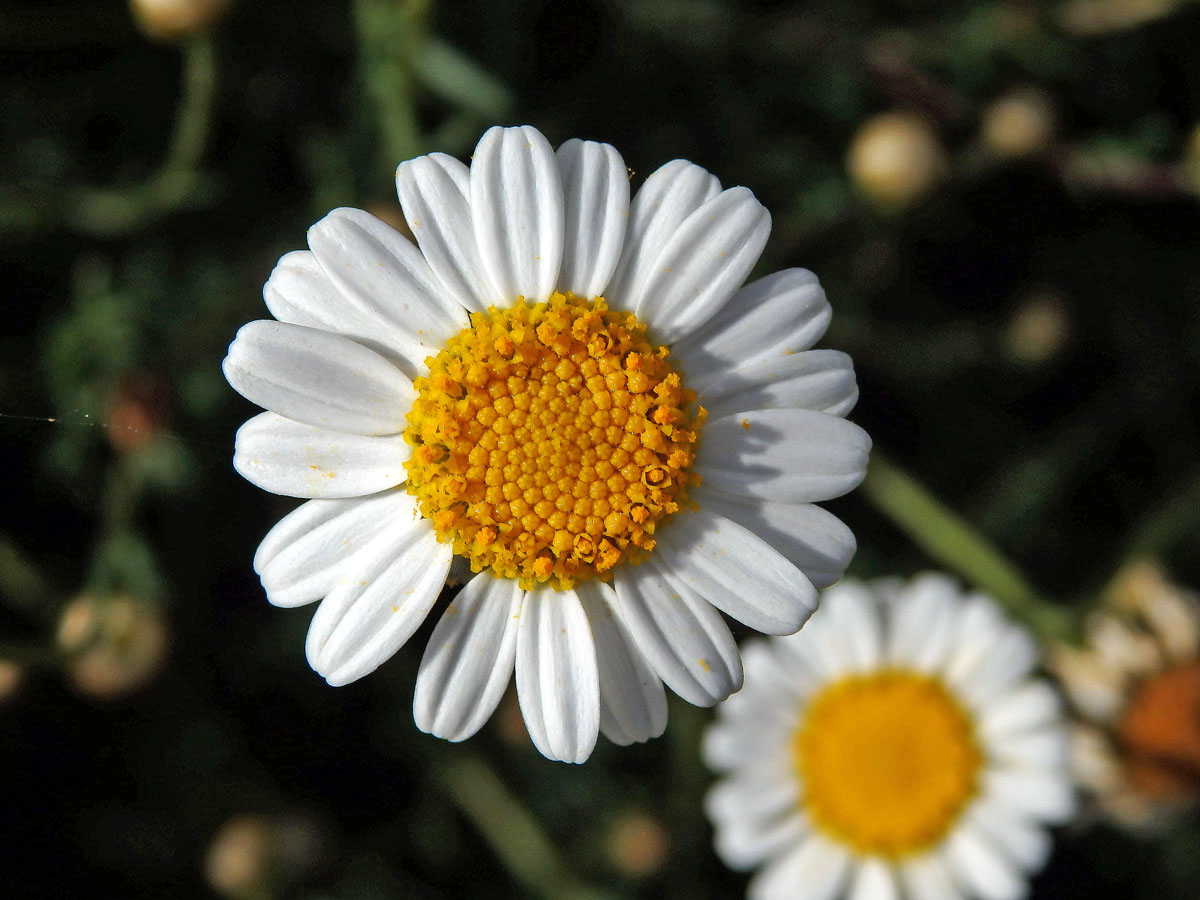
left=130, top=0, right=234, bottom=43
left=981, top=88, right=1056, bottom=159
left=605, top=811, right=670, bottom=878
left=57, top=594, right=169, bottom=699
left=1004, top=290, right=1070, bottom=364
left=847, top=111, right=947, bottom=211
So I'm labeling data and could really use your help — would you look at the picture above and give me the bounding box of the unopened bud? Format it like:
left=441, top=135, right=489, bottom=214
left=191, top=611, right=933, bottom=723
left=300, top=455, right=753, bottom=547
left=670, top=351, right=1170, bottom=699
left=130, top=0, right=234, bottom=43
left=981, top=88, right=1056, bottom=159
left=57, top=594, right=169, bottom=699
left=847, top=112, right=947, bottom=211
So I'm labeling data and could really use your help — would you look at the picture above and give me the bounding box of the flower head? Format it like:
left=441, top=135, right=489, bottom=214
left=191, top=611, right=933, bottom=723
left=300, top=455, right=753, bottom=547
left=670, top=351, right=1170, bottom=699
left=223, top=125, right=870, bottom=762
left=1051, top=560, right=1200, bottom=829
left=705, top=575, right=1074, bottom=899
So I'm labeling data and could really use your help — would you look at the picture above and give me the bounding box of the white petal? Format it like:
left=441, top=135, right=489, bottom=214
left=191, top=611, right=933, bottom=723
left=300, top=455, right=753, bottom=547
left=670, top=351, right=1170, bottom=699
left=944, top=602, right=1037, bottom=706
left=625, top=186, right=770, bottom=343
left=470, top=125, right=564, bottom=305
left=704, top=713, right=791, bottom=774
left=696, top=409, right=871, bottom=503
left=773, top=612, right=845, bottom=683
left=613, top=557, right=743, bottom=707
left=576, top=580, right=667, bottom=747
left=223, top=320, right=415, bottom=435
left=395, top=152, right=491, bottom=313
left=233, top=412, right=410, bottom=499
left=693, top=487, right=856, bottom=589
left=263, top=250, right=340, bottom=326
left=605, top=159, right=721, bottom=311
left=965, top=799, right=1053, bottom=872
left=886, top=573, right=960, bottom=670
left=263, top=250, right=415, bottom=369
left=748, top=834, right=852, bottom=900
left=304, top=517, right=450, bottom=686
left=706, top=762, right=798, bottom=830
left=307, top=207, right=468, bottom=377
left=899, top=854, right=963, bottom=900
left=821, top=581, right=883, bottom=672
left=671, top=268, right=831, bottom=391
left=980, top=682, right=1063, bottom=741
left=983, top=769, right=1076, bottom=823
left=253, top=491, right=412, bottom=607
left=943, top=826, right=1027, bottom=900
left=698, top=350, right=859, bottom=421
left=736, top=638, right=817, bottom=710
left=654, top=507, right=817, bottom=635
left=713, top=809, right=807, bottom=873
left=413, top=573, right=523, bottom=741
left=848, top=859, right=899, bottom=900
left=515, top=585, right=599, bottom=763
left=995, top=729, right=1069, bottom=772
left=704, top=648, right=803, bottom=770
left=555, top=139, right=629, bottom=298
left=706, top=770, right=802, bottom=870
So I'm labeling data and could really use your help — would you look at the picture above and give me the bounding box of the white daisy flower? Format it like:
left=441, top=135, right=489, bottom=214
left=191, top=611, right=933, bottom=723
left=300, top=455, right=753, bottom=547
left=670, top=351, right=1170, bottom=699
left=222, top=125, right=870, bottom=763
left=704, top=574, right=1074, bottom=900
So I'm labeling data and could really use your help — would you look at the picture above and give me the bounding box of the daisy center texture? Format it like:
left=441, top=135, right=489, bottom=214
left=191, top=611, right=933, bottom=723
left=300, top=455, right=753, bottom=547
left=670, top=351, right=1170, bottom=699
left=403, top=290, right=703, bottom=590
left=794, top=669, right=982, bottom=857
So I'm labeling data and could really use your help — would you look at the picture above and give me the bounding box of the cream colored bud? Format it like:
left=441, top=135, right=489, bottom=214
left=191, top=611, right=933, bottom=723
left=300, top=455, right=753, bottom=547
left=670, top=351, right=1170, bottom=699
left=57, top=594, right=169, bottom=699
left=847, top=112, right=947, bottom=211
left=1004, top=290, right=1070, bottom=364
left=605, top=811, right=671, bottom=878
left=0, top=661, right=24, bottom=703
left=205, top=815, right=275, bottom=899
left=205, top=812, right=327, bottom=898
left=981, top=88, right=1056, bottom=159
left=130, top=0, right=234, bottom=43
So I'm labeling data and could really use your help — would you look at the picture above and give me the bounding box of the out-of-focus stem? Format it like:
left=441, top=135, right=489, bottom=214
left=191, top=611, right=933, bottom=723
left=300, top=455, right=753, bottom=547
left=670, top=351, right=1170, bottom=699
left=66, top=34, right=219, bottom=236
left=1125, top=467, right=1200, bottom=559
left=862, top=452, right=1074, bottom=641
left=437, top=753, right=617, bottom=900
left=354, top=0, right=429, bottom=170
left=0, top=529, right=57, bottom=625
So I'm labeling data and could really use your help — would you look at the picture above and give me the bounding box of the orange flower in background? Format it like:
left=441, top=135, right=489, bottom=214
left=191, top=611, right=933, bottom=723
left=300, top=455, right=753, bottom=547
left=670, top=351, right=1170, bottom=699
left=1051, top=560, right=1200, bottom=828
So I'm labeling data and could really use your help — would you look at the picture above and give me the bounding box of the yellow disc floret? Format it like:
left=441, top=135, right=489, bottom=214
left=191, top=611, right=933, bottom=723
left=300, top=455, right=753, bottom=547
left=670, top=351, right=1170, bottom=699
left=403, top=291, right=704, bottom=590
left=795, top=670, right=982, bottom=857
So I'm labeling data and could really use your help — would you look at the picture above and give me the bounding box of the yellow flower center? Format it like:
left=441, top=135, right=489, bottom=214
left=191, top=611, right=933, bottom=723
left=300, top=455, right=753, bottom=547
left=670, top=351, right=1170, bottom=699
left=795, top=669, right=982, bottom=857
left=403, top=291, right=703, bottom=590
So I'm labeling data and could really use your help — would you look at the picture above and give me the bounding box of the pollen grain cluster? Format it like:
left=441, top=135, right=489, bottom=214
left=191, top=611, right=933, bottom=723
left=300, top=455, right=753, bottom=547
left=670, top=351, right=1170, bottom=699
left=403, top=291, right=703, bottom=590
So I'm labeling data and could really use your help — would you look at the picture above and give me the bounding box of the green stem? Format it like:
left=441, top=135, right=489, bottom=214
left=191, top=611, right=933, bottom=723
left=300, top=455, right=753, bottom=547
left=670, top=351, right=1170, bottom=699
left=1125, top=467, right=1200, bottom=559
left=0, top=530, right=57, bottom=625
left=862, top=452, right=1073, bottom=641
left=71, top=34, right=219, bottom=235
left=354, top=0, right=429, bottom=172
left=160, top=35, right=220, bottom=179
left=4, top=35, right=219, bottom=238
left=437, top=753, right=616, bottom=900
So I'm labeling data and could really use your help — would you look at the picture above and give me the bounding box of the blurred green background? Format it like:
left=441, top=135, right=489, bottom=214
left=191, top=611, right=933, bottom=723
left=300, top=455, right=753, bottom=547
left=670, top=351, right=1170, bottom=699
left=2, top=0, right=1200, bottom=897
